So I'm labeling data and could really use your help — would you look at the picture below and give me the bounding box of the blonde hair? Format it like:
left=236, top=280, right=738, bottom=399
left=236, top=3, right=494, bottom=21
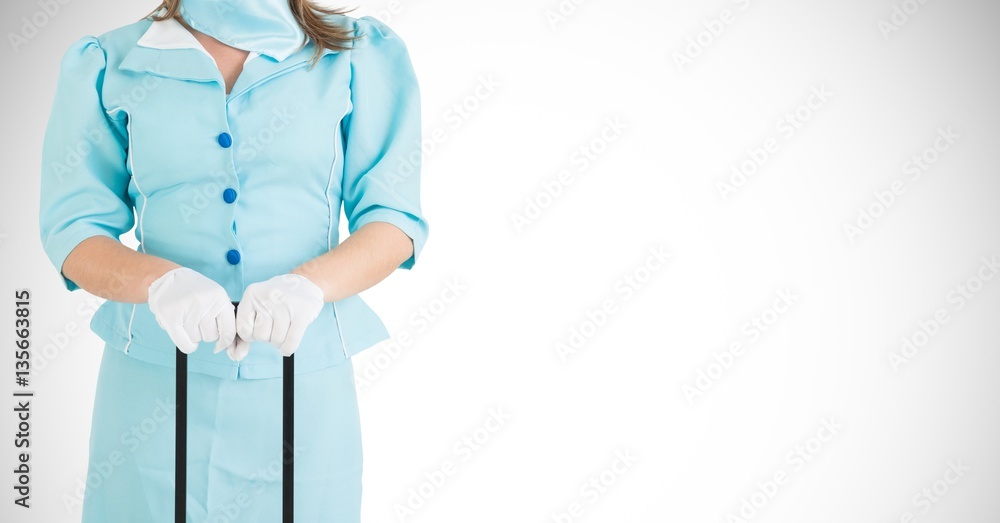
left=143, top=0, right=363, bottom=68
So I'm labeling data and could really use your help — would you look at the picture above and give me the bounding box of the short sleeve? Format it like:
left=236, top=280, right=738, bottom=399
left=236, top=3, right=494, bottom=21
left=340, top=16, right=429, bottom=270
left=38, top=36, right=134, bottom=291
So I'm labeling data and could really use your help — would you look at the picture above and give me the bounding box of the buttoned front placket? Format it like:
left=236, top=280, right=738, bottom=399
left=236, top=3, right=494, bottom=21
left=219, top=45, right=337, bottom=272
left=216, top=124, right=244, bottom=282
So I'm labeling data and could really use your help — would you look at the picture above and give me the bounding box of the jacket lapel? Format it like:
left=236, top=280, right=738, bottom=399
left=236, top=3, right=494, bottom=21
left=118, top=17, right=341, bottom=98
left=119, top=44, right=221, bottom=84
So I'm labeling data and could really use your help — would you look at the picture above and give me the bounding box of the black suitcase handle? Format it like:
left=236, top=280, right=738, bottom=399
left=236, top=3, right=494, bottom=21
left=176, top=301, right=294, bottom=523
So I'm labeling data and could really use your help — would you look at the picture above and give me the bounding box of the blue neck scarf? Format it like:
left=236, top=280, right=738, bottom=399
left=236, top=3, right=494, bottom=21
left=177, top=0, right=307, bottom=61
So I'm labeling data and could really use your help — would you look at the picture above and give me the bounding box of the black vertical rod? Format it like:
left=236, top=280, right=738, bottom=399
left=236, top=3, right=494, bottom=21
left=175, top=347, right=187, bottom=523
left=283, top=352, right=294, bottom=523
left=175, top=302, right=288, bottom=522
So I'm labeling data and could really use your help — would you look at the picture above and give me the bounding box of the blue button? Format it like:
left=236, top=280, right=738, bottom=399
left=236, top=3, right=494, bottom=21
left=218, top=132, right=233, bottom=148
left=226, top=249, right=241, bottom=265
left=223, top=188, right=237, bottom=203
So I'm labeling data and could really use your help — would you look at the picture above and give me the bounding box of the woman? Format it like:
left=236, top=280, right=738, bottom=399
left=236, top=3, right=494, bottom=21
left=38, top=0, right=428, bottom=520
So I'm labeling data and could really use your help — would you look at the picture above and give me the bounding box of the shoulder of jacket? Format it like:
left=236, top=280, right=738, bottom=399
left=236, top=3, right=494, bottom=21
left=351, top=16, right=414, bottom=60
left=356, top=15, right=405, bottom=41
left=61, top=18, right=154, bottom=67
left=316, top=13, right=403, bottom=48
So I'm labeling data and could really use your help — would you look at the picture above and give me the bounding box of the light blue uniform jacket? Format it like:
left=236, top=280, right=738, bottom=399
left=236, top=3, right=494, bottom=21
left=39, top=14, right=428, bottom=380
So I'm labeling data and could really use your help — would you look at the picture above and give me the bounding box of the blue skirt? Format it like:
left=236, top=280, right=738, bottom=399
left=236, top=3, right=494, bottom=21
left=81, top=345, right=362, bottom=522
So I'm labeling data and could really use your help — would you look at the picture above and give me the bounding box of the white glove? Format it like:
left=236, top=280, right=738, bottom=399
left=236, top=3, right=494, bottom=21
left=147, top=267, right=237, bottom=356
left=235, top=273, right=325, bottom=358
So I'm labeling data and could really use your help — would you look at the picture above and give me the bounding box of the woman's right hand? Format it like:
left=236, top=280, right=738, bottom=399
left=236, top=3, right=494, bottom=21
left=147, top=267, right=236, bottom=355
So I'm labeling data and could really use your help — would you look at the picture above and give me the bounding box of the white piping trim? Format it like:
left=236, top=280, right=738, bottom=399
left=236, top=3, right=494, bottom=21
left=109, top=106, right=147, bottom=255
left=123, top=305, right=137, bottom=354
left=332, top=302, right=347, bottom=360
left=329, top=106, right=350, bottom=360
left=110, top=106, right=147, bottom=353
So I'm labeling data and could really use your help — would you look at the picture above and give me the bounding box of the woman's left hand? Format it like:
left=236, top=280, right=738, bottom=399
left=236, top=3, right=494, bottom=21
left=226, top=273, right=326, bottom=359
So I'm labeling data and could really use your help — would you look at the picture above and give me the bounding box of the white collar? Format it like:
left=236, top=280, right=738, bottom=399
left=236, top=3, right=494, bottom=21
left=137, top=16, right=259, bottom=67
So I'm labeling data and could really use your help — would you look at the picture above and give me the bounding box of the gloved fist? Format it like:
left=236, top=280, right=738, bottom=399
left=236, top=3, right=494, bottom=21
left=235, top=273, right=325, bottom=357
left=147, top=267, right=236, bottom=356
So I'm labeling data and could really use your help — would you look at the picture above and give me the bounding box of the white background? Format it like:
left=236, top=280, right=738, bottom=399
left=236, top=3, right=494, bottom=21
left=2, top=0, right=1000, bottom=522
